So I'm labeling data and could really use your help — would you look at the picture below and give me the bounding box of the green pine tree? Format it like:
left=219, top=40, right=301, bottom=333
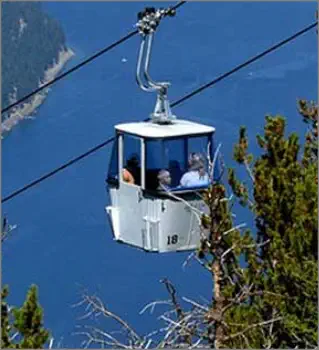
left=1, top=285, right=50, bottom=349
left=198, top=100, right=318, bottom=348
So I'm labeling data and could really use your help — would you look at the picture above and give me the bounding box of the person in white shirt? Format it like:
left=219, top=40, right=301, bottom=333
left=180, top=153, right=210, bottom=187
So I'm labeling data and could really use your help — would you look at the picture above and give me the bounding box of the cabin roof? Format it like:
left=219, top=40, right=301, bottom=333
left=115, top=119, right=215, bottom=138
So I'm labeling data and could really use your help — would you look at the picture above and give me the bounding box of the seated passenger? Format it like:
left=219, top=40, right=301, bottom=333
left=157, top=169, right=172, bottom=191
left=123, top=155, right=140, bottom=184
left=198, top=163, right=210, bottom=183
left=180, top=153, right=210, bottom=187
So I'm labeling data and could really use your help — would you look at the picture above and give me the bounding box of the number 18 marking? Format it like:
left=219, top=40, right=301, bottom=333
left=167, top=234, right=178, bottom=245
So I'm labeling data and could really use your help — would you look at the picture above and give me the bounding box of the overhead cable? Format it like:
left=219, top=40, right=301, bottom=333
left=1, top=1, right=186, bottom=114
left=2, top=20, right=316, bottom=204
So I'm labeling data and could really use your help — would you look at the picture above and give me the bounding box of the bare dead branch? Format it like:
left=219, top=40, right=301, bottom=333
left=159, top=313, right=193, bottom=342
left=242, top=239, right=270, bottom=250
left=194, top=255, right=212, bottom=273
left=219, top=223, right=247, bottom=240
left=160, top=279, right=184, bottom=321
left=9, top=332, right=19, bottom=342
left=224, top=317, right=283, bottom=341
left=189, top=337, right=203, bottom=349
left=244, top=159, right=255, bottom=183
left=221, top=244, right=237, bottom=261
left=220, top=239, right=270, bottom=264
left=220, top=193, right=234, bottom=203
left=85, top=294, right=140, bottom=341
left=74, top=329, right=128, bottom=349
left=182, top=251, right=197, bottom=270
left=74, top=293, right=144, bottom=348
left=139, top=300, right=172, bottom=315
left=47, top=336, right=64, bottom=349
left=182, top=297, right=209, bottom=312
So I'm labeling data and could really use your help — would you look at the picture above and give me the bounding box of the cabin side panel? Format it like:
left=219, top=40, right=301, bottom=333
left=158, top=197, right=208, bottom=252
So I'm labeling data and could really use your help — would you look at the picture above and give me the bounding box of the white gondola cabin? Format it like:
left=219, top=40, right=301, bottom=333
left=105, top=7, right=221, bottom=252
left=106, top=119, right=221, bottom=252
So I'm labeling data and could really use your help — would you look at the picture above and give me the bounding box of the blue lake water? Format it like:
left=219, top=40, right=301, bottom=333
left=2, top=2, right=317, bottom=347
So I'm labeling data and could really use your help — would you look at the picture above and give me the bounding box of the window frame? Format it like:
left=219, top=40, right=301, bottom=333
left=106, top=130, right=215, bottom=193
left=144, top=132, right=214, bottom=193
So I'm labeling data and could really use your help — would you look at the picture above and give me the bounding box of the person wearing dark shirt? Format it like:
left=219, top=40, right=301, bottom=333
left=122, top=154, right=140, bottom=185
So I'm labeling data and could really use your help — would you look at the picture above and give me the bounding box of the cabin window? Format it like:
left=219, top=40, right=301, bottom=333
left=145, top=138, right=186, bottom=190
left=122, top=134, right=141, bottom=186
left=145, top=133, right=214, bottom=191
left=188, top=135, right=212, bottom=162
left=107, top=135, right=119, bottom=186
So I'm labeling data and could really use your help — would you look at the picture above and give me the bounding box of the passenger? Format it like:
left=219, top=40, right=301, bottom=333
left=180, top=153, right=210, bottom=187
left=198, top=163, right=210, bottom=182
left=157, top=169, right=172, bottom=191
left=189, top=152, right=204, bottom=167
left=123, top=155, right=140, bottom=184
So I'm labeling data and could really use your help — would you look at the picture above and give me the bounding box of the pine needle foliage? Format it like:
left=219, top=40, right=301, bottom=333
left=1, top=285, right=50, bottom=349
left=198, top=100, right=318, bottom=348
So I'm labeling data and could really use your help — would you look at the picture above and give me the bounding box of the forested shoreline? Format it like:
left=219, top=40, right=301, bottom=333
left=1, top=2, right=74, bottom=131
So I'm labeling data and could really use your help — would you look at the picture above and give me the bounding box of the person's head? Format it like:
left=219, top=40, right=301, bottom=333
left=188, top=153, right=205, bottom=171
left=157, top=169, right=171, bottom=186
left=126, top=154, right=139, bottom=169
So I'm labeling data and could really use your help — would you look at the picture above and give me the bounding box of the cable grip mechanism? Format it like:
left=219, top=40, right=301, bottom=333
left=135, top=7, right=176, bottom=124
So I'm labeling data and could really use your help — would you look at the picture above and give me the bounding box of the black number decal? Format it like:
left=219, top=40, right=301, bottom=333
left=167, top=234, right=179, bottom=245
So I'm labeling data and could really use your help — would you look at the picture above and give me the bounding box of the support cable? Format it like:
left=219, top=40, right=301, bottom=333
left=2, top=20, right=316, bottom=203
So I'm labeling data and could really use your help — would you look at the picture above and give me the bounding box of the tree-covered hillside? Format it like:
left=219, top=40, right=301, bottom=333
left=2, top=1, right=67, bottom=113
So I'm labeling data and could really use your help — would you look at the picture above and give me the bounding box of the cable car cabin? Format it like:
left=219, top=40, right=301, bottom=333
left=105, top=7, right=222, bottom=252
left=105, top=119, right=219, bottom=253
